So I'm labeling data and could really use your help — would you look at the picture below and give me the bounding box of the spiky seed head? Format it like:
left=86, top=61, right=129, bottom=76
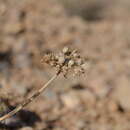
left=62, top=47, right=69, bottom=54
left=42, top=47, right=86, bottom=77
left=58, top=55, right=65, bottom=64
left=68, top=60, right=75, bottom=67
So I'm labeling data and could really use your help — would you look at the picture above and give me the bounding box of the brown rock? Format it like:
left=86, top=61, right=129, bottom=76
left=113, top=76, right=130, bottom=111
left=61, top=92, right=80, bottom=109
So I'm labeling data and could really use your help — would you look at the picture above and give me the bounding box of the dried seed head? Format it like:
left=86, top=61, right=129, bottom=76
left=68, top=60, right=75, bottom=67
left=76, top=59, right=82, bottom=65
left=42, top=47, right=87, bottom=77
left=62, top=47, right=69, bottom=54
left=73, top=53, right=78, bottom=58
left=58, top=55, right=65, bottom=64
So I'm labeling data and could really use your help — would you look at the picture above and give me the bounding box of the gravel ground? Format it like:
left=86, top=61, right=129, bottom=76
left=0, top=0, right=130, bottom=129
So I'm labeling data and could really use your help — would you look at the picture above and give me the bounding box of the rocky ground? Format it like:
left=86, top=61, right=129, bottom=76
left=0, top=0, right=130, bottom=130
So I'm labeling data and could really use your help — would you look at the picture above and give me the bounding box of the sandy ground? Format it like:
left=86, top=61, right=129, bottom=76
left=0, top=0, right=130, bottom=129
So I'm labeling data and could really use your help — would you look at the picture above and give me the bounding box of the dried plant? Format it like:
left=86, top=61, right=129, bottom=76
left=0, top=47, right=86, bottom=122
left=42, top=47, right=86, bottom=76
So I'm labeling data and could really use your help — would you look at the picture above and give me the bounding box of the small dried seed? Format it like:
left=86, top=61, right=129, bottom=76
left=68, top=60, right=75, bottom=67
left=62, top=47, right=69, bottom=54
left=77, top=59, right=82, bottom=65
left=58, top=56, right=65, bottom=64
left=73, top=53, right=78, bottom=58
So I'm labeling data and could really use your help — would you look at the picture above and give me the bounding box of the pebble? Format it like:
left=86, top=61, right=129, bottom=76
left=19, top=127, right=33, bottom=130
left=113, top=76, right=130, bottom=111
left=61, top=92, right=80, bottom=109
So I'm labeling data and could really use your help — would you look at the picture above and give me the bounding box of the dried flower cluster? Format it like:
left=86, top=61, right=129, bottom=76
left=42, top=47, right=86, bottom=77
left=0, top=47, right=87, bottom=122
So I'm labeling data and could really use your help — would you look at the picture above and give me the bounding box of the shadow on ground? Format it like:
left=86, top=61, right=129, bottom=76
left=0, top=107, right=41, bottom=130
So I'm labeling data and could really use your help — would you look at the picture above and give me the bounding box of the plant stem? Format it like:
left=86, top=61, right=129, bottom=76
left=0, top=73, right=58, bottom=122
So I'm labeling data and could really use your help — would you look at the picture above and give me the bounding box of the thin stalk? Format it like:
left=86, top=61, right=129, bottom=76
left=0, top=73, right=58, bottom=122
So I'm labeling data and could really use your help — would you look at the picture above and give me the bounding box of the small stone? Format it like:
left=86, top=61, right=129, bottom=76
left=77, top=59, right=82, bottom=65
left=108, top=100, right=118, bottom=112
left=5, top=23, right=24, bottom=34
left=61, top=92, right=80, bottom=109
left=113, top=77, right=130, bottom=111
left=0, top=4, right=6, bottom=15
left=81, top=63, right=87, bottom=70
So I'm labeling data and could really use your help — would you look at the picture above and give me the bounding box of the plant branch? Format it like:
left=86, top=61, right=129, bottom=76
left=0, top=73, right=58, bottom=122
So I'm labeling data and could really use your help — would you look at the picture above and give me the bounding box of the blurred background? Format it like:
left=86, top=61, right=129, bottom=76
left=0, top=0, right=130, bottom=129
